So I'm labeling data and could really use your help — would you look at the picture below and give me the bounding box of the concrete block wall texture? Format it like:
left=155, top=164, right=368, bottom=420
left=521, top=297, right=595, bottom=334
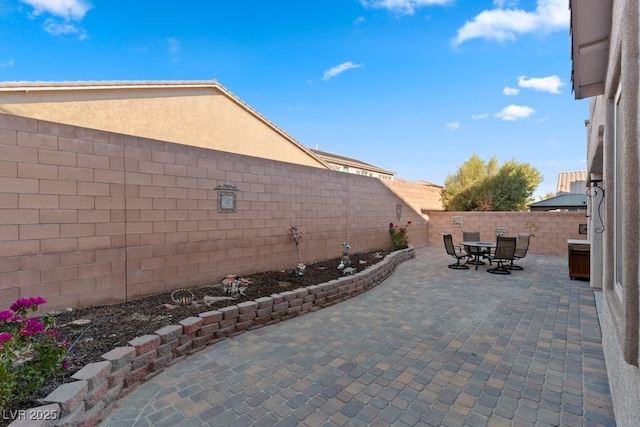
left=425, top=211, right=589, bottom=256
left=0, top=113, right=427, bottom=311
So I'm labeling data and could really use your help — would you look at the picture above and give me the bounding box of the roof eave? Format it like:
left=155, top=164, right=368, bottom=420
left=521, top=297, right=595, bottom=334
left=570, top=0, right=613, bottom=99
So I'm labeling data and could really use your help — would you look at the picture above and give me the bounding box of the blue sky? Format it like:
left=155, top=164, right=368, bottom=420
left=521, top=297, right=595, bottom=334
left=0, top=0, right=586, bottom=198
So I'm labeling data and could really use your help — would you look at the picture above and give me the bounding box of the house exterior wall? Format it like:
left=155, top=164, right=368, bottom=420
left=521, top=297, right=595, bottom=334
left=0, top=113, right=427, bottom=313
left=382, top=179, right=444, bottom=213
left=581, top=0, right=640, bottom=424
left=425, top=211, right=588, bottom=256
left=0, top=82, right=328, bottom=169
left=324, top=160, right=394, bottom=180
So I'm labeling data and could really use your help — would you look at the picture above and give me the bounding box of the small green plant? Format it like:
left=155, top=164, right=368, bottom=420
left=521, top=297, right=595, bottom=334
left=0, top=297, right=68, bottom=412
left=389, top=221, right=411, bottom=250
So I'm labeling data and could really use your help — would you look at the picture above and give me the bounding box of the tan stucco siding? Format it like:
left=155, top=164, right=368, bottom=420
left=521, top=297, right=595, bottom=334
left=0, top=86, right=327, bottom=168
left=382, top=180, right=443, bottom=213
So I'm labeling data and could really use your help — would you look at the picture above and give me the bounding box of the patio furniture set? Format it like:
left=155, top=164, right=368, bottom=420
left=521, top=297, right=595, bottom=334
left=443, top=231, right=532, bottom=274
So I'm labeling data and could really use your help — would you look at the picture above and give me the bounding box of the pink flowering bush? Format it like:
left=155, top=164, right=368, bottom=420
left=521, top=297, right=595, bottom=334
left=389, top=221, right=411, bottom=250
left=0, top=297, right=68, bottom=412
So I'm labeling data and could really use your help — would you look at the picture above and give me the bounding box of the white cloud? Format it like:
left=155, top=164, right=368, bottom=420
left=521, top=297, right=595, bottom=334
left=166, top=37, right=181, bottom=54
left=20, top=0, right=92, bottom=20
left=503, top=86, right=519, bottom=96
left=493, top=0, right=518, bottom=7
left=359, top=0, right=452, bottom=15
left=495, top=104, right=535, bottom=121
left=518, top=75, right=565, bottom=94
left=451, top=0, right=568, bottom=46
left=472, top=113, right=489, bottom=120
left=20, top=0, right=91, bottom=39
left=322, top=62, right=362, bottom=81
left=0, top=59, right=15, bottom=68
left=44, top=19, right=86, bottom=39
left=446, top=122, right=460, bottom=130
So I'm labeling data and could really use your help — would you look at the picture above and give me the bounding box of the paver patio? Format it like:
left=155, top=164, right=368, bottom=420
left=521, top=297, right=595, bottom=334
left=99, top=246, right=615, bottom=426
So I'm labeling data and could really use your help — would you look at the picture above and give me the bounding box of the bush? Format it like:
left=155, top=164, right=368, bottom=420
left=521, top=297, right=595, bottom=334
left=0, top=297, right=68, bottom=412
left=389, top=221, right=411, bottom=250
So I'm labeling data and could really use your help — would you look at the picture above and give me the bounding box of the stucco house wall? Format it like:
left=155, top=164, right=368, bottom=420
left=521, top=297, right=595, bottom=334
left=574, top=0, right=640, bottom=425
left=0, top=80, right=329, bottom=170
left=382, top=179, right=444, bottom=214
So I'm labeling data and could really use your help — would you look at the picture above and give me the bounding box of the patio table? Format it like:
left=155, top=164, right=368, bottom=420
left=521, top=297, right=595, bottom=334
left=461, top=241, right=496, bottom=270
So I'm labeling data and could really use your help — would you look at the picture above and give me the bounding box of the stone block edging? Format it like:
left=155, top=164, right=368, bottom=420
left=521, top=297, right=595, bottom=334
left=10, top=247, right=415, bottom=427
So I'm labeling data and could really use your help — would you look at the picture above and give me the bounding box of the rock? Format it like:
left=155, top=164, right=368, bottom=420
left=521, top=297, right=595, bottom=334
left=203, top=296, right=235, bottom=306
left=69, top=319, right=92, bottom=327
left=160, top=303, right=178, bottom=310
left=342, top=267, right=356, bottom=275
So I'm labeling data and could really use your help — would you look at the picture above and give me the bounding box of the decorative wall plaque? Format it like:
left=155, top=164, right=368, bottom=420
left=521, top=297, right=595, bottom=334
left=396, top=204, right=402, bottom=221
left=579, top=223, right=588, bottom=235
left=495, top=227, right=507, bottom=237
left=452, top=217, right=463, bottom=228
left=216, top=182, right=239, bottom=213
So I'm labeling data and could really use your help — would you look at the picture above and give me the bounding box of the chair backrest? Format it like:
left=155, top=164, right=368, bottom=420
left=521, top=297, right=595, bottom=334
left=462, top=230, right=482, bottom=254
left=443, top=233, right=456, bottom=256
left=494, top=236, right=517, bottom=260
left=514, top=233, right=531, bottom=257
left=462, top=230, right=480, bottom=242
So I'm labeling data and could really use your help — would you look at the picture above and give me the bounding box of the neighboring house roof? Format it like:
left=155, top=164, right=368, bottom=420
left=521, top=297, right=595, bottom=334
left=0, top=80, right=332, bottom=170
left=557, top=171, right=587, bottom=194
left=394, top=178, right=443, bottom=188
left=310, top=148, right=395, bottom=176
left=528, top=193, right=588, bottom=211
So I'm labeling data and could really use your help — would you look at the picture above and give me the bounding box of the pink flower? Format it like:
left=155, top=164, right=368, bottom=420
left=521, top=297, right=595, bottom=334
left=46, top=330, right=61, bottom=339
left=389, top=223, right=394, bottom=228
left=21, top=318, right=44, bottom=337
left=0, top=310, right=13, bottom=322
left=62, top=361, right=70, bottom=370
left=10, top=296, right=46, bottom=312
left=0, top=332, right=12, bottom=345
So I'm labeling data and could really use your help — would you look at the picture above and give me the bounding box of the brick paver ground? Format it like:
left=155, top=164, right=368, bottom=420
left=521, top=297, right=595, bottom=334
left=100, top=246, right=615, bottom=426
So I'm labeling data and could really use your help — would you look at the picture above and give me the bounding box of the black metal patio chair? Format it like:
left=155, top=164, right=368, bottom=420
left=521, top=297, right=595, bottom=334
left=487, top=236, right=517, bottom=275
left=443, top=233, right=469, bottom=270
left=462, top=230, right=487, bottom=265
left=506, top=233, right=531, bottom=270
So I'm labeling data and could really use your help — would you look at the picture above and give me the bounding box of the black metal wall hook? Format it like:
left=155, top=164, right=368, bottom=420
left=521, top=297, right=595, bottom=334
left=586, top=179, right=605, bottom=234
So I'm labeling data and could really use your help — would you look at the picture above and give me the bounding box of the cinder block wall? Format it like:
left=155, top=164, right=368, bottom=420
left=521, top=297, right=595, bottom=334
left=0, top=112, right=590, bottom=312
left=0, top=113, right=427, bottom=311
left=382, top=179, right=443, bottom=213
left=426, top=211, right=589, bottom=256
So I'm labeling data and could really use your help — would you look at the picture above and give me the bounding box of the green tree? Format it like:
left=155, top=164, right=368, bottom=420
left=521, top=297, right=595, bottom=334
left=442, top=154, right=494, bottom=210
left=442, top=155, right=542, bottom=211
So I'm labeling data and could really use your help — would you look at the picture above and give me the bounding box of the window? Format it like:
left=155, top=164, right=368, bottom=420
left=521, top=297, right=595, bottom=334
left=614, top=85, right=623, bottom=300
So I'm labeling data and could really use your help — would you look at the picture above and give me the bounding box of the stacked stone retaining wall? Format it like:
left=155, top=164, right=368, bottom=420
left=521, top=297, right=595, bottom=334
left=9, top=247, right=414, bottom=427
